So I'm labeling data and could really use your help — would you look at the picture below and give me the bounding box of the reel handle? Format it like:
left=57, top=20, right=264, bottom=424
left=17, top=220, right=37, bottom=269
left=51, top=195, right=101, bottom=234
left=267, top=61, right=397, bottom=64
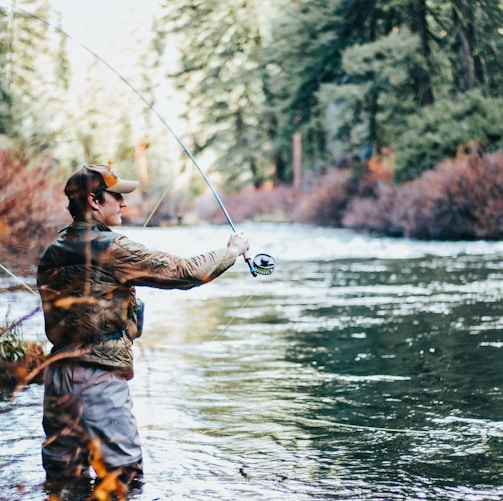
left=244, top=254, right=258, bottom=277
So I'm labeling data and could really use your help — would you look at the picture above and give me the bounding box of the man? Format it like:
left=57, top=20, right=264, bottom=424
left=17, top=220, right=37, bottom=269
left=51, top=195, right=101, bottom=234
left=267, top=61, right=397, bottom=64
left=37, top=164, right=249, bottom=490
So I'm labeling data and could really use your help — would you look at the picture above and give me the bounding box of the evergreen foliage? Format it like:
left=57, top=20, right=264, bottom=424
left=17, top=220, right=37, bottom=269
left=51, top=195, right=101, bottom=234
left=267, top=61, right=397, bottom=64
left=261, top=0, right=342, bottom=178
left=1, top=0, right=65, bottom=147
left=395, top=91, right=503, bottom=181
left=158, top=0, right=503, bottom=185
left=320, top=29, right=422, bottom=159
left=0, top=6, right=14, bottom=135
left=1, top=0, right=503, bottom=196
left=162, top=0, right=273, bottom=189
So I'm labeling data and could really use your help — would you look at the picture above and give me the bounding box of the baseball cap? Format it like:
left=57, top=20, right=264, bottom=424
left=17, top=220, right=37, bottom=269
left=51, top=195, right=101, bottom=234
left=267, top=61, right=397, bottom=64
left=64, top=164, right=139, bottom=199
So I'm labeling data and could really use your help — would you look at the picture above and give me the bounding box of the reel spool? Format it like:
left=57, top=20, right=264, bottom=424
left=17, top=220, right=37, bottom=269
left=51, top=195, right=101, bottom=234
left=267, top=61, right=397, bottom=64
left=252, top=253, right=275, bottom=276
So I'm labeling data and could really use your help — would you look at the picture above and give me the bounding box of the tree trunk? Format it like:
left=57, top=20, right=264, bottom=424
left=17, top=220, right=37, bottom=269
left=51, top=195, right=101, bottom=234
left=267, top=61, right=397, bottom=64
left=411, top=0, right=434, bottom=105
left=293, top=130, right=302, bottom=190
left=452, top=0, right=484, bottom=91
left=134, top=140, right=149, bottom=194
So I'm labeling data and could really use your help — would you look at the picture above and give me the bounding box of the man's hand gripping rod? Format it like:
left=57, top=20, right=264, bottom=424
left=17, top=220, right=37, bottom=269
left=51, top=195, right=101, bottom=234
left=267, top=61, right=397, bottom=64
left=202, top=191, right=258, bottom=277
left=182, top=156, right=258, bottom=276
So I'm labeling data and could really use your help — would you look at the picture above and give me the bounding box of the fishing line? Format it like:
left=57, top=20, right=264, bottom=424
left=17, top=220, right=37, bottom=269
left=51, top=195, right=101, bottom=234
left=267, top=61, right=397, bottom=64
left=289, top=414, right=436, bottom=435
left=12, top=6, right=275, bottom=278
left=142, top=184, right=171, bottom=228
left=208, top=294, right=254, bottom=343
left=0, top=263, right=37, bottom=295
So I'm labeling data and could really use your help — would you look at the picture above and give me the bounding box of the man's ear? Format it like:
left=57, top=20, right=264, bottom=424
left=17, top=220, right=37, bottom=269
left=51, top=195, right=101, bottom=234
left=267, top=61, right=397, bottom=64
left=87, top=192, right=100, bottom=210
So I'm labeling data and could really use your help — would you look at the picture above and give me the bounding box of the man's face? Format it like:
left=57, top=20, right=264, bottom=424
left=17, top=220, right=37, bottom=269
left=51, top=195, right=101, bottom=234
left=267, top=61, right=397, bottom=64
left=92, top=191, right=127, bottom=226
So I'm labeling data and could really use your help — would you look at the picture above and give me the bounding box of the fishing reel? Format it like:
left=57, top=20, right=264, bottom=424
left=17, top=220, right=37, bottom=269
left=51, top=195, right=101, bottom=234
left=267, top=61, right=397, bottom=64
left=246, top=253, right=275, bottom=277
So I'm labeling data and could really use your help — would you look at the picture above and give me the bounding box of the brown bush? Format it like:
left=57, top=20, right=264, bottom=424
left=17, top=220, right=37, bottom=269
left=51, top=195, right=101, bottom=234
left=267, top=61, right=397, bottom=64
left=209, top=149, right=503, bottom=241
left=342, top=181, right=400, bottom=235
left=0, top=306, right=47, bottom=390
left=343, top=150, right=503, bottom=239
left=292, top=169, right=354, bottom=225
left=201, top=184, right=296, bottom=224
left=292, top=166, right=397, bottom=227
left=421, top=151, right=503, bottom=239
left=0, top=145, right=69, bottom=273
left=0, top=342, right=46, bottom=389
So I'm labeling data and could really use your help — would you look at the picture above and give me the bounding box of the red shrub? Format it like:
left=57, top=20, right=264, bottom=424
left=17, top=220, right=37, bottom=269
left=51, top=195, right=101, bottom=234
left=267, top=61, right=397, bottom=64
left=342, top=181, right=401, bottom=235
left=200, top=184, right=295, bottom=224
left=149, top=149, right=503, bottom=241
left=343, top=150, right=503, bottom=239
left=292, top=169, right=355, bottom=226
left=0, top=147, right=68, bottom=273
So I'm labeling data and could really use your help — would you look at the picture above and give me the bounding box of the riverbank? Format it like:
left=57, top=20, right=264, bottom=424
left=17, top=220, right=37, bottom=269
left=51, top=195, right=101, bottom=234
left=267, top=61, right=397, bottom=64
left=2, top=147, right=503, bottom=277
left=201, top=149, right=503, bottom=241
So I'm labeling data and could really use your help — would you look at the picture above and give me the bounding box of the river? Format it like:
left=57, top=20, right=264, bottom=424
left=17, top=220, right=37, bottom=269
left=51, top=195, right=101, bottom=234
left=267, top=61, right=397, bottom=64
left=0, top=223, right=502, bottom=500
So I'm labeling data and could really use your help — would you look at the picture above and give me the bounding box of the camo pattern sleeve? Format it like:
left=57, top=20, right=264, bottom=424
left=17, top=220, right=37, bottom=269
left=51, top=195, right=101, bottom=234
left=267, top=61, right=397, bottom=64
left=109, top=235, right=237, bottom=289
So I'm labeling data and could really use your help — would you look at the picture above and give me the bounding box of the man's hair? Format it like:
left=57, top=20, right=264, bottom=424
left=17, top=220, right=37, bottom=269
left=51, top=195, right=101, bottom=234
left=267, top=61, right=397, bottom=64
left=67, top=187, right=106, bottom=219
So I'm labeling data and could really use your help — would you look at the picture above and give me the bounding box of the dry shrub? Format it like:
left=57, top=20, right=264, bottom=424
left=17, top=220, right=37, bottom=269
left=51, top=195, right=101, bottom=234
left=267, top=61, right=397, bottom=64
left=0, top=307, right=46, bottom=390
left=197, top=166, right=390, bottom=228
left=292, top=169, right=355, bottom=225
left=201, top=184, right=295, bottom=224
left=343, top=150, right=503, bottom=239
left=342, top=181, right=400, bottom=235
left=135, top=147, right=503, bottom=241
left=292, top=166, right=395, bottom=227
left=0, top=145, right=68, bottom=273
left=417, top=150, right=503, bottom=239
left=0, top=342, right=46, bottom=389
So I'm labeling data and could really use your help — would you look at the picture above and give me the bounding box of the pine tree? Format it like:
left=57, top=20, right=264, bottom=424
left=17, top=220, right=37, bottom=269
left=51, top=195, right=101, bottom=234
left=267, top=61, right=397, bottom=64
left=161, top=0, right=274, bottom=190
left=2, top=0, right=70, bottom=149
left=433, top=0, right=503, bottom=97
left=262, top=0, right=342, bottom=181
left=269, top=0, right=503, bottom=180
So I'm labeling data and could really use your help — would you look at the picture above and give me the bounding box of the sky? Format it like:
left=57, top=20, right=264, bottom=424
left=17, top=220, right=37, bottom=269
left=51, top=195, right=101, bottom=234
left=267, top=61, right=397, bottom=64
left=49, top=0, right=161, bottom=57
left=47, top=0, right=163, bottom=72
left=0, top=0, right=161, bottom=58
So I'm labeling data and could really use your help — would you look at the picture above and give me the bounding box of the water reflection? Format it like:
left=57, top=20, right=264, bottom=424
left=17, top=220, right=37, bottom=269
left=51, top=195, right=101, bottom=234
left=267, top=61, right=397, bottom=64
left=1, top=224, right=503, bottom=499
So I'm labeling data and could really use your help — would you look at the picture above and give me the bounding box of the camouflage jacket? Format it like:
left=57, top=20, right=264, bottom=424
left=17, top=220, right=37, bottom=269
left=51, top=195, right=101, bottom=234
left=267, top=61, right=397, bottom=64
left=37, top=219, right=236, bottom=376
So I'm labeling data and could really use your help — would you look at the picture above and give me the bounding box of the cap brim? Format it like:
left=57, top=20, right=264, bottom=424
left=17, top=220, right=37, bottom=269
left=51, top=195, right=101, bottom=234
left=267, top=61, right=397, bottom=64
left=107, top=179, right=139, bottom=193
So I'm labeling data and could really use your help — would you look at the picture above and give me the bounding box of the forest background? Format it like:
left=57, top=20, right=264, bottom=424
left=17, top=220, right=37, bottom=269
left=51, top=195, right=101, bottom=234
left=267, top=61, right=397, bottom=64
left=2, top=0, right=503, bottom=274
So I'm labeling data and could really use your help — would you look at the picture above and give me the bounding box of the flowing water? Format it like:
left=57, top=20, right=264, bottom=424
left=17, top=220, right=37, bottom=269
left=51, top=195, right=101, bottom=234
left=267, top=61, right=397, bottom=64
left=0, top=223, right=502, bottom=500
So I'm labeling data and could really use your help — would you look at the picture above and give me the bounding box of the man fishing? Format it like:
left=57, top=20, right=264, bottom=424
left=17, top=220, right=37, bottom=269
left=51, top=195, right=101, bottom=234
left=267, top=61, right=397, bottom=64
left=37, top=164, right=250, bottom=491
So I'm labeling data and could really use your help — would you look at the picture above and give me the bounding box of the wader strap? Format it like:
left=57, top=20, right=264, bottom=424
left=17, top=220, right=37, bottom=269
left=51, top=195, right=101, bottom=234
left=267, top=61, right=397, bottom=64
left=90, top=329, right=127, bottom=343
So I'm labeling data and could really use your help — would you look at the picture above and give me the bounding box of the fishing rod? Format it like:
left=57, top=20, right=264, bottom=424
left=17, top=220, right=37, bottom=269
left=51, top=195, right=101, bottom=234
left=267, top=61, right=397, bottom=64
left=13, top=7, right=274, bottom=277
